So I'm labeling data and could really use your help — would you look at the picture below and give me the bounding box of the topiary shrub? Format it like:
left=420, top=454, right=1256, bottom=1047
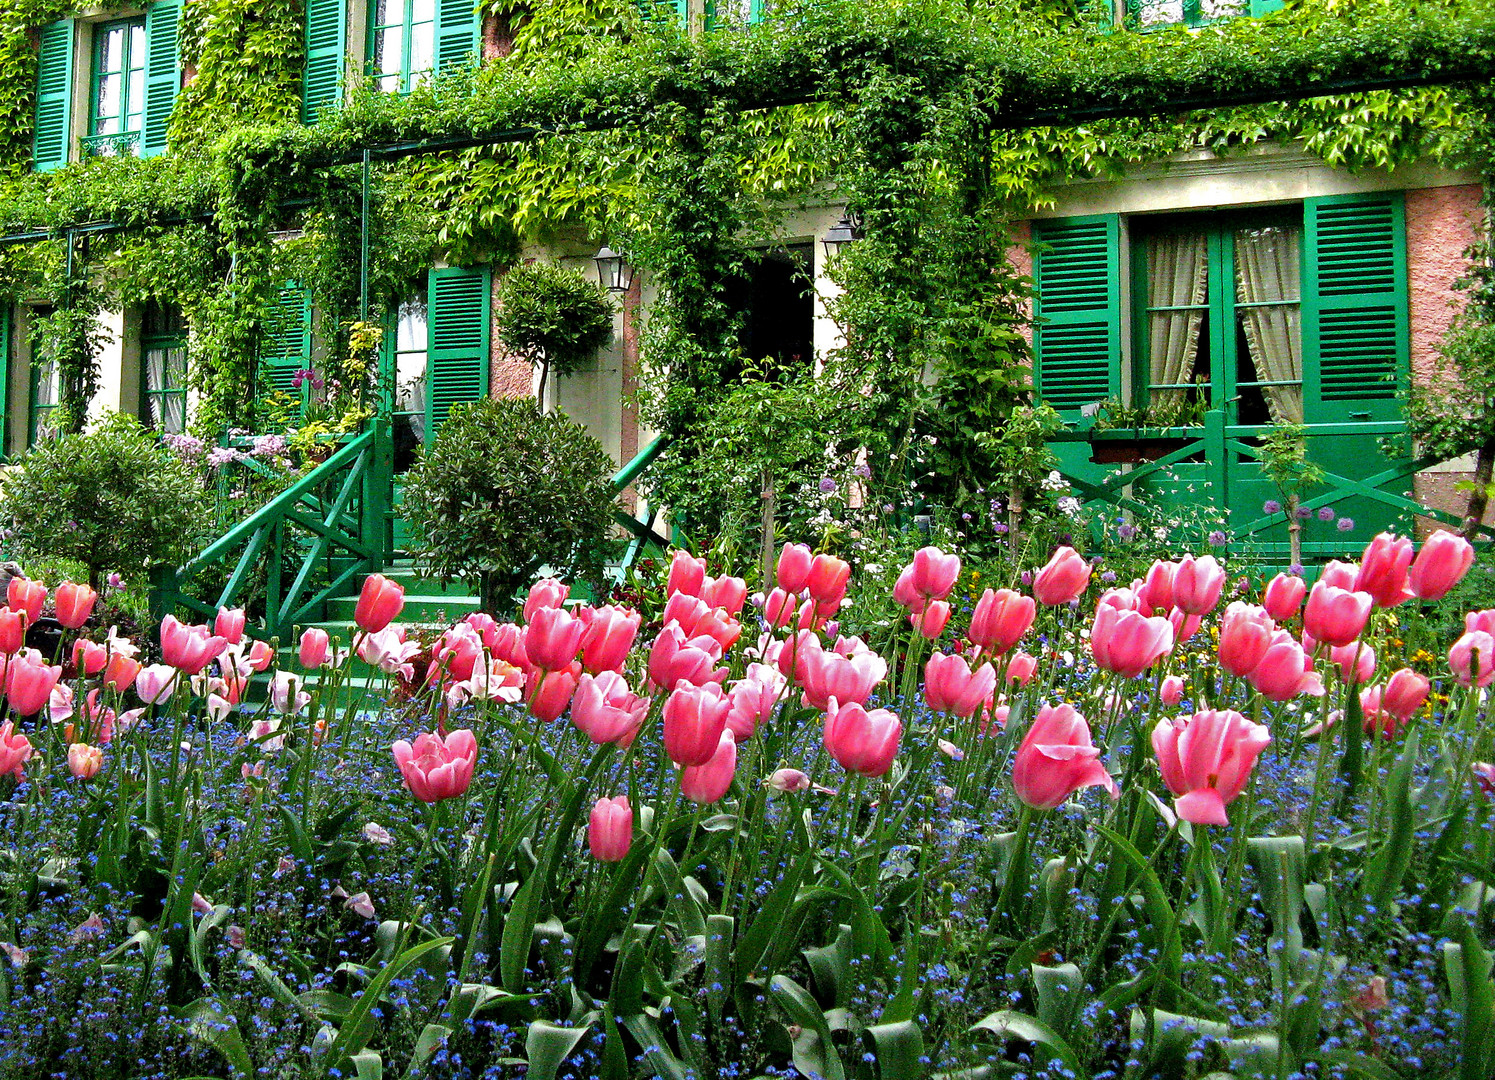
left=0, top=412, right=212, bottom=590
left=402, top=396, right=619, bottom=612
left=494, top=262, right=614, bottom=404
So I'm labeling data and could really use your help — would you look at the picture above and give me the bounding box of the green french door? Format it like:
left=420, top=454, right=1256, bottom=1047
left=1128, top=197, right=1408, bottom=554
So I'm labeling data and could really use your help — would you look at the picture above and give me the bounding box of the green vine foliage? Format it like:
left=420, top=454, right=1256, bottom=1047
left=169, top=0, right=304, bottom=149
left=0, top=0, right=68, bottom=174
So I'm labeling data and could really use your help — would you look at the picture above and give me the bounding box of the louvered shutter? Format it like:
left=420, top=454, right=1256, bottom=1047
left=1303, top=192, right=1408, bottom=423
left=301, top=0, right=346, bottom=122
left=436, top=0, right=480, bottom=74
left=426, top=266, right=490, bottom=441
left=32, top=20, right=73, bottom=172
left=261, top=285, right=312, bottom=402
left=1249, top=0, right=1283, bottom=13
left=1032, top=215, right=1121, bottom=413
left=638, top=0, right=689, bottom=24
left=141, top=0, right=181, bottom=158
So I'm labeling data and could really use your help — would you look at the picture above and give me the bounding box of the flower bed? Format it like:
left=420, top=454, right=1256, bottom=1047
left=0, top=533, right=1489, bottom=1078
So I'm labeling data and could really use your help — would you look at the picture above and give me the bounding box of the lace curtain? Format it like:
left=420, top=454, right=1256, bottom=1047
left=1147, top=233, right=1209, bottom=409
left=1235, top=225, right=1304, bottom=423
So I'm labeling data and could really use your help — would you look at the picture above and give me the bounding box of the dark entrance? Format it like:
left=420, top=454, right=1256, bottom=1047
left=736, top=244, right=815, bottom=373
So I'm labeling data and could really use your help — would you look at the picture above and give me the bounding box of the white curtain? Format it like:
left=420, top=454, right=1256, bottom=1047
left=1236, top=226, right=1304, bottom=423
left=1147, top=233, right=1209, bottom=409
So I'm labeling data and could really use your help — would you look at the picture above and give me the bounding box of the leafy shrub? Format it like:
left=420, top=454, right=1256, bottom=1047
left=0, top=412, right=211, bottom=590
left=494, top=262, right=614, bottom=401
left=402, top=396, right=619, bottom=611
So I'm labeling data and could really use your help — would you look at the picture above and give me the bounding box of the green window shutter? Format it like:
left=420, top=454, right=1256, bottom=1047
left=0, top=306, right=9, bottom=455
left=1303, top=192, right=1407, bottom=417
left=261, top=285, right=312, bottom=401
left=426, top=266, right=490, bottom=440
left=435, top=0, right=480, bottom=74
left=1032, top=215, right=1121, bottom=413
left=638, top=0, right=689, bottom=24
left=302, top=0, right=347, bottom=122
left=141, top=0, right=181, bottom=158
left=32, top=20, right=74, bottom=172
left=1249, top=0, right=1283, bottom=14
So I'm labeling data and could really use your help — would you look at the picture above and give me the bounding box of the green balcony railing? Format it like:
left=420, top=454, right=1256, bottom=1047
left=610, top=434, right=675, bottom=577
left=150, top=421, right=391, bottom=642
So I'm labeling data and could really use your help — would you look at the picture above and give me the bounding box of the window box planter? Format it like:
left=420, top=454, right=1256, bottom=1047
left=1085, top=428, right=1200, bottom=465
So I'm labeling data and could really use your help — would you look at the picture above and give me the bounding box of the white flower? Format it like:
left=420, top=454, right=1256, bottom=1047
left=361, top=822, right=394, bottom=846
left=1040, top=470, right=1068, bottom=493
left=1057, top=496, right=1081, bottom=517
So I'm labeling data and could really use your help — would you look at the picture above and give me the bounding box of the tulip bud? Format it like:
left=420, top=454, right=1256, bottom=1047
left=1012, top=703, right=1116, bottom=810
left=1261, top=573, right=1306, bottom=621
left=353, top=573, right=405, bottom=634
left=67, top=742, right=103, bottom=780
left=299, top=627, right=331, bottom=669
left=1159, top=675, right=1185, bottom=706
left=588, top=795, right=633, bottom=862
left=54, top=583, right=98, bottom=631
left=680, top=731, right=737, bottom=804
left=1033, top=547, right=1090, bottom=606
left=776, top=543, right=813, bottom=594
left=214, top=606, right=247, bottom=645
left=1408, top=530, right=1475, bottom=601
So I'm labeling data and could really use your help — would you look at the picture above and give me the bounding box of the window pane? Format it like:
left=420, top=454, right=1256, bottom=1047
left=129, top=25, right=145, bottom=68
left=160, top=394, right=187, bottom=435
left=166, top=346, right=188, bottom=384
left=409, top=22, right=434, bottom=78
left=99, top=27, right=124, bottom=73
left=97, top=74, right=122, bottom=129
left=146, top=348, right=167, bottom=395
left=1137, top=0, right=1183, bottom=23
left=377, top=27, right=403, bottom=76
left=411, top=0, right=435, bottom=25
left=34, top=358, right=58, bottom=408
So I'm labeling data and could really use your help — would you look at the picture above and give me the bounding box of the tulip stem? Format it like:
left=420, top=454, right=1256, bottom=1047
left=994, top=804, right=1036, bottom=928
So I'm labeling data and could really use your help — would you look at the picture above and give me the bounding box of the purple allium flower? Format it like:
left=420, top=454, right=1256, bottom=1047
left=1289, top=563, right=1305, bottom=576
left=1318, top=506, right=1336, bottom=522
left=1101, top=570, right=1117, bottom=583
left=1117, top=523, right=1137, bottom=540
left=1020, top=570, right=1033, bottom=586
left=1337, top=516, right=1355, bottom=532
left=107, top=572, right=124, bottom=590
left=1263, top=500, right=1282, bottom=515
left=853, top=462, right=872, bottom=479
left=1296, top=505, right=1313, bottom=519
left=1208, top=530, right=1227, bottom=546
left=818, top=477, right=837, bottom=494
left=961, top=512, right=972, bottom=521
left=994, top=523, right=1009, bottom=534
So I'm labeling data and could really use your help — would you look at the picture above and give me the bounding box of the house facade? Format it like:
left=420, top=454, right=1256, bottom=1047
left=1, top=0, right=1486, bottom=561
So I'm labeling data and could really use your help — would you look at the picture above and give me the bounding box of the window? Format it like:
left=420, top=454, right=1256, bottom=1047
left=32, top=4, right=181, bottom=172
left=1128, top=0, right=1278, bottom=28
left=370, top=0, right=436, bottom=93
left=86, top=17, right=147, bottom=158
left=141, top=301, right=188, bottom=434
left=389, top=289, right=428, bottom=472
left=29, top=327, right=61, bottom=447
left=1133, top=211, right=1303, bottom=427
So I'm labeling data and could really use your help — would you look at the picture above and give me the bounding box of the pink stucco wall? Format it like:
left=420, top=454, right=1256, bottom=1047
left=1007, top=219, right=1034, bottom=353
left=1406, top=184, right=1488, bottom=532
left=488, top=269, right=534, bottom=399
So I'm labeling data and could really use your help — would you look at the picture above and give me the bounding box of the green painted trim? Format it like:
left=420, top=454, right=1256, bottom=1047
left=141, top=0, right=182, bottom=158
left=32, top=20, right=74, bottom=172
left=303, top=0, right=348, bottom=121
left=1032, top=213, right=1121, bottom=415
left=0, top=306, right=9, bottom=456
left=89, top=16, right=148, bottom=144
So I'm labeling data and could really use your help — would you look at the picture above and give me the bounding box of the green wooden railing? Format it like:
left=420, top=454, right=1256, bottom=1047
left=610, top=434, right=676, bottom=577
left=1051, top=409, right=1495, bottom=559
left=150, top=421, right=391, bottom=642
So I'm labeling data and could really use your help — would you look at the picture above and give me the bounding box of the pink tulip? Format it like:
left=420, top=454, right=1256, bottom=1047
left=691, top=608, right=742, bottom=654
left=0, top=609, right=21, bottom=654
left=1168, top=608, right=1201, bottom=646
left=1262, top=573, right=1306, bottom=621
left=648, top=624, right=725, bottom=691
left=1360, top=668, right=1431, bottom=738
left=134, top=663, right=176, bottom=705
left=911, top=600, right=951, bottom=640
left=664, top=681, right=731, bottom=766
left=1006, top=652, right=1038, bottom=687
left=1098, top=586, right=1143, bottom=613
left=925, top=653, right=997, bottom=718
left=1329, top=642, right=1376, bottom=685
left=801, top=647, right=886, bottom=710
left=1409, top=530, right=1476, bottom=601
left=214, top=606, right=246, bottom=645
left=105, top=654, right=141, bottom=694
left=1089, top=605, right=1174, bottom=679
left=1012, top=703, right=1117, bottom=810
left=1450, top=630, right=1495, bottom=687
left=391, top=729, right=477, bottom=803
left=72, top=639, right=107, bottom=677
left=572, top=671, right=648, bottom=747
left=300, top=627, right=331, bottom=669
left=524, top=606, right=586, bottom=673
left=489, top=622, right=528, bottom=668
left=663, top=593, right=711, bottom=637
left=67, top=743, right=103, bottom=780
left=1160, top=675, right=1185, bottom=706
left=270, top=671, right=311, bottom=716
left=1320, top=560, right=1360, bottom=591
left=1151, top=709, right=1271, bottom=826
left=522, top=578, right=569, bottom=622
left=0, top=721, right=31, bottom=779
left=1172, top=555, right=1226, bottom=616
left=725, top=664, right=786, bottom=742
left=247, top=640, right=275, bottom=673
left=6, top=656, right=59, bottom=716
left=762, top=588, right=797, bottom=629
left=1303, top=584, right=1372, bottom=648
left=701, top=575, right=747, bottom=617
left=55, top=583, right=98, bottom=631
left=823, top=698, right=901, bottom=778
left=354, top=573, right=405, bottom=634
left=1356, top=533, right=1414, bottom=608
left=910, top=546, right=961, bottom=601
left=579, top=605, right=640, bottom=674
left=1033, top=547, right=1090, bottom=606
left=968, top=588, right=1035, bottom=655
left=526, top=664, right=579, bottom=722
left=681, top=730, right=737, bottom=804
left=1469, top=608, right=1495, bottom=637
left=588, top=795, right=632, bottom=862
left=7, top=579, right=44, bottom=624
left=1246, top=634, right=1325, bottom=702
left=667, top=550, right=707, bottom=598
left=159, top=616, right=229, bottom=675
left=1137, top=561, right=1177, bottom=617
left=775, top=629, right=822, bottom=684
left=806, top=554, right=851, bottom=609
left=767, top=767, right=811, bottom=793
left=1218, top=602, right=1276, bottom=678
left=893, top=566, right=925, bottom=614
left=776, top=543, right=813, bottom=593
